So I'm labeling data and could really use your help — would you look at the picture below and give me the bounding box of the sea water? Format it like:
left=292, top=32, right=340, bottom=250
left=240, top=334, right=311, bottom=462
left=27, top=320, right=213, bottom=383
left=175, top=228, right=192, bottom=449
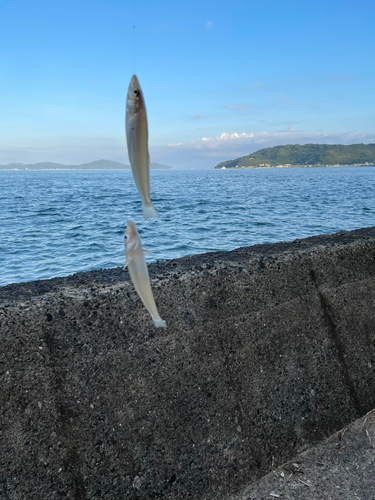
left=0, top=167, right=374, bottom=286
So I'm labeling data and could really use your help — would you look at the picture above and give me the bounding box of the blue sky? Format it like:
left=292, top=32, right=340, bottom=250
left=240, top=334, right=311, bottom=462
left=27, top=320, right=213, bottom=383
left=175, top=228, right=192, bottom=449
left=1, top=0, right=374, bottom=168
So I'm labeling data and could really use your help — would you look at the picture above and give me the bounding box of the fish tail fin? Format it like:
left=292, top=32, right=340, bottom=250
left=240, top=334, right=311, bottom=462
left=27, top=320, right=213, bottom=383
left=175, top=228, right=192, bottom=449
left=152, top=316, right=167, bottom=329
left=143, top=202, right=159, bottom=220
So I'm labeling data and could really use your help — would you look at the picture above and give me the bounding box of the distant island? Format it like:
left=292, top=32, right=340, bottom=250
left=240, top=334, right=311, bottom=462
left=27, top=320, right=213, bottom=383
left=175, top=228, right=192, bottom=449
left=0, top=159, right=173, bottom=170
left=215, top=143, right=375, bottom=169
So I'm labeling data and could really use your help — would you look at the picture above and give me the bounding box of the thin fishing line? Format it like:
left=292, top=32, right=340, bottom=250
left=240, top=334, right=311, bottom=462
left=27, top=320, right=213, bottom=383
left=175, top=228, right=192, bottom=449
left=132, top=1, right=137, bottom=74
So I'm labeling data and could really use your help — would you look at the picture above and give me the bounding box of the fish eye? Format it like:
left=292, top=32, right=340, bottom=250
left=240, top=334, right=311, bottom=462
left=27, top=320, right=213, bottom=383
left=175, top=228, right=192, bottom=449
left=133, top=89, right=139, bottom=96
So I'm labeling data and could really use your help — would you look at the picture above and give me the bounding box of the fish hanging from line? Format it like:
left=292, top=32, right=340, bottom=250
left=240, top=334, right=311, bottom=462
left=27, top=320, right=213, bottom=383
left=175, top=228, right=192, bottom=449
left=124, top=221, right=167, bottom=329
left=126, top=74, right=159, bottom=220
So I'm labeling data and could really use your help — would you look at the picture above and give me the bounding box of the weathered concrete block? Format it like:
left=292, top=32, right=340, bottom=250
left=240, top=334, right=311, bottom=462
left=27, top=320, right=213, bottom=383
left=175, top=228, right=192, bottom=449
left=1, top=227, right=375, bottom=499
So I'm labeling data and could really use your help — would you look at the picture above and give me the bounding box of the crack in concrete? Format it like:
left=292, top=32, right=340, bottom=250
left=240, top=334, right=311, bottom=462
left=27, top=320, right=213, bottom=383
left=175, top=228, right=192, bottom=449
left=309, top=268, right=364, bottom=417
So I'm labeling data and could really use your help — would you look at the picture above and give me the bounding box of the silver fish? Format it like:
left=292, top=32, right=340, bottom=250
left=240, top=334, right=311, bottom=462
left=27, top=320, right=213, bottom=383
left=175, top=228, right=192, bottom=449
left=126, top=74, right=159, bottom=220
left=124, top=221, right=167, bottom=328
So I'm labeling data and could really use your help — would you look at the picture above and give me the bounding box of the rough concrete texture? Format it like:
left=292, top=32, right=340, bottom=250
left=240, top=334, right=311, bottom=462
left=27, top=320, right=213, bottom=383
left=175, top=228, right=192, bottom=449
left=1, top=227, right=375, bottom=500
left=232, top=408, right=375, bottom=500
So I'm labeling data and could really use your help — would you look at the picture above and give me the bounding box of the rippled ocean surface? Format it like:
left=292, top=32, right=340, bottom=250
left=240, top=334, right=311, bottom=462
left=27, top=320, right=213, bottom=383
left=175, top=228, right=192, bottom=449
left=1, top=167, right=375, bottom=286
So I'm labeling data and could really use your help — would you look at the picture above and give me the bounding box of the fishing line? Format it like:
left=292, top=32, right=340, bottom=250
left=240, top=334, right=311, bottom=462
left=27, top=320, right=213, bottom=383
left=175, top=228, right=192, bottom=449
left=131, top=1, right=137, bottom=74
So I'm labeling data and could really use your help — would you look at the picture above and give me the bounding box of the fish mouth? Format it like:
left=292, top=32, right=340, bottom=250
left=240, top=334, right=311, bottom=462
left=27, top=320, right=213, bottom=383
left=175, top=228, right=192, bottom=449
left=130, top=74, right=140, bottom=87
left=125, top=221, right=137, bottom=239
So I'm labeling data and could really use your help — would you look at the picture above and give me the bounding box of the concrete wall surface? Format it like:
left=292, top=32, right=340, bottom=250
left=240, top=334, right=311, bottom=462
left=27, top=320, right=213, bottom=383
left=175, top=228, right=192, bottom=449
left=1, top=227, right=375, bottom=500
left=230, top=408, right=375, bottom=500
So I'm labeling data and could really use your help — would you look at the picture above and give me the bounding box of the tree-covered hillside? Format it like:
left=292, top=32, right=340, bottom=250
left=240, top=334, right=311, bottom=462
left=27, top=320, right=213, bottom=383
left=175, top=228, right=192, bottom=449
left=215, top=143, right=375, bottom=168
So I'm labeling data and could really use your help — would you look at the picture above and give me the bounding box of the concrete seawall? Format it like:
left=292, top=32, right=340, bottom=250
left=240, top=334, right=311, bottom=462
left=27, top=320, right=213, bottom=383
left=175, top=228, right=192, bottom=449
left=1, top=227, right=375, bottom=500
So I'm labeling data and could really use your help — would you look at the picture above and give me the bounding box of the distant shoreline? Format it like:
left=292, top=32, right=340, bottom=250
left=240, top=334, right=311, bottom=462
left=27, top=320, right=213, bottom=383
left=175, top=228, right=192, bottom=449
left=0, top=168, right=173, bottom=171
left=0, top=160, right=173, bottom=171
left=217, top=163, right=375, bottom=170
left=1, top=164, right=375, bottom=171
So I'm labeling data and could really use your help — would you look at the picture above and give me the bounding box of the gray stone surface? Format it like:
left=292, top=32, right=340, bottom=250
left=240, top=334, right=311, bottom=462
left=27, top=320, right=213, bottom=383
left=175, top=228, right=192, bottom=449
left=231, top=408, right=375, bottom=500
left=1, top=227, right=375, bottom=499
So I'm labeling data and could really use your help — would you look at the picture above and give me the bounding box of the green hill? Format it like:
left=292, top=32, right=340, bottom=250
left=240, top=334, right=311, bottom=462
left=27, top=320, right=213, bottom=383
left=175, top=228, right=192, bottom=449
left=215, top=143, right=375, bottom=169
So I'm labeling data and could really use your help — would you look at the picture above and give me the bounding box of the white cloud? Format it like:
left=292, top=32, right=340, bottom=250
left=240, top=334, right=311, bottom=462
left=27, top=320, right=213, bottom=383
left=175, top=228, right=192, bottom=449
left=193, top=114, right=206, bottom=119
left=168, top=129, right=375, bottom=151
left=201, top=132, right=255, bottom=144
left=205, top=21, right=214, bottom=29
